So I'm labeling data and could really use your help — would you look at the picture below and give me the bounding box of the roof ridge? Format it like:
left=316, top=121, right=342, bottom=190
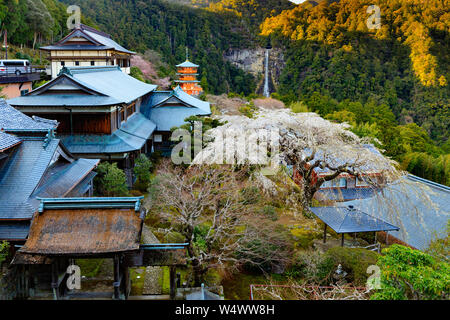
left=79, top=24, right=112, bottom=38
left=336, top=207, right=351, bottom=233
left=61, top=66, right=121, bottom=75
left=37, top=197, right=144, bottom=213
left=407, top=174, right=450, bottom=193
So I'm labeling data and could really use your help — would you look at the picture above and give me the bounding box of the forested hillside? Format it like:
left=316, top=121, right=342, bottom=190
left=59, top=0, right=257, bottom=95
left=259, top=0, right=449, bottom=185
left=0, top=0, right=97, bottom=48
left=261, top=0, right=448, bottom=132
left=207, top=0, right=294, bottom=32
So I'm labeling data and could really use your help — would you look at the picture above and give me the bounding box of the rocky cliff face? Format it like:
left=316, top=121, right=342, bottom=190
left=224, top=48, right=285, bottom=95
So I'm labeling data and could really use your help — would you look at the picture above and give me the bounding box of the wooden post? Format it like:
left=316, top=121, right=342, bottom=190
left=170, top=266, right=177, bottom=300
left=113, top=255, right=120, bottom=300
left=176, top=273, right=181, bottom=288
left=341, top=234, right=345, bottom=247
left=323, top=224, right=327, bottom=243
left=123, top=265, right=130, bottom=300
left=374, top=232, right=377, bottom=245
left=51, top=262, right=58, bottom=300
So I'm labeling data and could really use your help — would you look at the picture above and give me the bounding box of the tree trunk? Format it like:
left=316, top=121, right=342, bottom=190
left=32, top=32, right=37, bottom=50
left=192, top=262, right=203, bottom=287
left=186, top=241, right=203, bottom=287
left=301, top=186, right=315, bottom=217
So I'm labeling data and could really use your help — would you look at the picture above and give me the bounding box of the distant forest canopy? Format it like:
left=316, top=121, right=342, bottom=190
left=0, top=0, right=96, bottom=48
left=206, top=0, right=295, bottom=32
left=257, top=0, right=449, bottom=185
left=260, top=0, right=449, bottom=139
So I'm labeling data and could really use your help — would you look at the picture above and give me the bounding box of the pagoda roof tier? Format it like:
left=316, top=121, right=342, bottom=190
left=176, top=60, right=199, bottom=68
left=174, top=80, right=200, bottom=83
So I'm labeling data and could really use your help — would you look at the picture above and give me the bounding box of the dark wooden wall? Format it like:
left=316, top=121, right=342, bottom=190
left=33, top=113, right=112, bottom=134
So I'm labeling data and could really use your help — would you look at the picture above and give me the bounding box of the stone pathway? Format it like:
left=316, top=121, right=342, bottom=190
left=141, top=225, right=163, bottom=295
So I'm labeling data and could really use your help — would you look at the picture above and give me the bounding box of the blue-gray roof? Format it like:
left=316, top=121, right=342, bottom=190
left=172, top=86, right=210, bottom=113
left=66, top=171, right=97, bottom=197
left=8, top=67, right=157, bottom=108
left=33, top=158, right=100, bottom=198
left=346, top=175, right=450, bottom=250
left=0, top=132, right=21, bottom=152
left=0, top=138, right=61, bottom=220
left=316, top=188, right=377, bottom=202
left=146, top=91, right=172, bottom=107
left=146, top=107, right=210, bottom=132
left=0, top=99, right=58, bottom=130
left=7, top=94, right=120, bottom=107
left=61, top=67, right=157, bottom=104
left=83, top=29, right=135, bottom=54
left=0, top=137, right=99, bottom=240
left=40, top=44, right=112, bottom=51
left=41, top=25, right=135, bottom=55
left=142, top=86, right=211, bottom=131
left=0, top=222, right=30, bottom=241
left=310, top=206, right=400, bottom=234
left=0, top=136, right=100, bottom=221
left=176, top=60, right=199, bottom=68
left=174, top=80, right=200, bottom=83
left=61, top=113, right=156, bottom=155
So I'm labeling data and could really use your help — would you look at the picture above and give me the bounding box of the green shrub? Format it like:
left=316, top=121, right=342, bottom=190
left=129, top=66, right=145, bottom=82
left=426, top=220, right=449, bottom=263
left=238, top=102, right=258, bottom=118
left=94, top=162, right=129, bottom=196
left=372, top=245, right=450, bottom=300
left=0, top=241, right=9, bottom=265
left=317, top=247, right=379, bottom=286
left=133, top=154, right=152, bottom=192
left=290, top=101, right=309, bottom=113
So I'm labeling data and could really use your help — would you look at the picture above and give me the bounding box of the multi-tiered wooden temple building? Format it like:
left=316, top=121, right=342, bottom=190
left=41, top=24, right=134, bottom=79
left=175, top=51, right=204, bottom=96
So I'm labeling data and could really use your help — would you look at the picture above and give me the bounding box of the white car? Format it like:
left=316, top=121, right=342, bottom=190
left=0, top=59, right=31, bottom=76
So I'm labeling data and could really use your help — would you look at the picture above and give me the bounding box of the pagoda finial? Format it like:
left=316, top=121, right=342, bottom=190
left=186, top=47, right=189, bottom=61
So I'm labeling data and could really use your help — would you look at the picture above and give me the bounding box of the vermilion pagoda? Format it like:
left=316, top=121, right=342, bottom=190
left=175, top=50, right=203, bottom=96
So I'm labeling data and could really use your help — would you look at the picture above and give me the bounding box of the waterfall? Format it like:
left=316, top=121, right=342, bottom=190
left=263, top=48, right=270, bottom=97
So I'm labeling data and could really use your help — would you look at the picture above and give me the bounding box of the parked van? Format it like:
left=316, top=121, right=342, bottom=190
left=0, top=59, right=31, bottom=76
